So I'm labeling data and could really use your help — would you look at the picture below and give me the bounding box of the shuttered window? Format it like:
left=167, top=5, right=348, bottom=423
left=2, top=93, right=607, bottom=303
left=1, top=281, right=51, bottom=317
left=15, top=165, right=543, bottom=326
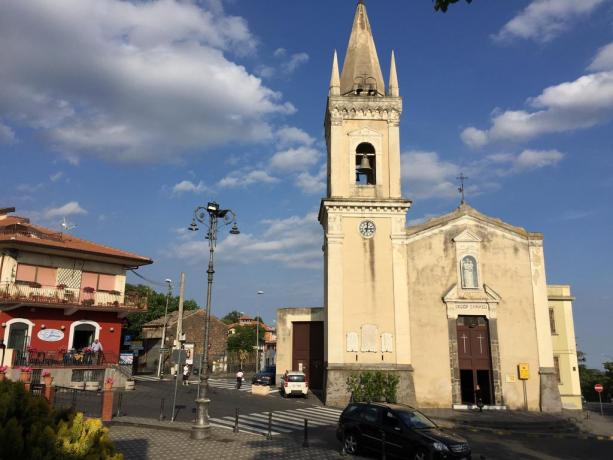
left=15, top=264, right=57, bottom=286
left=81, top=272, right=117, bottom=292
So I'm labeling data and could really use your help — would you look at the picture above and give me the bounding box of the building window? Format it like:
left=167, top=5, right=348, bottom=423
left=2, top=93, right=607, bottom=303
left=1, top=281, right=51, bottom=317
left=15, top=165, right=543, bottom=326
left=15, top=264, right=57, bottom=287
left=553, top=356, right=561, bottom=383
left=549, top=308, right=557, bottom=335
left=80, top=272, right=116, bottom=293
left=460, top=255, right=479, bottom=289
left=355, top=142, right=376, bottom=185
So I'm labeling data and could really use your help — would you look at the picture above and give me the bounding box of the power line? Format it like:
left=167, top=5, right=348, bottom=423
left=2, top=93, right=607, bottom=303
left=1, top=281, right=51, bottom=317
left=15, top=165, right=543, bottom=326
left=128, top=269, right=168, bottom=288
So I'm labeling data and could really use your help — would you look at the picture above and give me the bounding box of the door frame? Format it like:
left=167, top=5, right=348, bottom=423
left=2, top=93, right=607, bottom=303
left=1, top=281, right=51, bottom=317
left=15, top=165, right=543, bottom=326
left=3, top=318, right=34, bottom=349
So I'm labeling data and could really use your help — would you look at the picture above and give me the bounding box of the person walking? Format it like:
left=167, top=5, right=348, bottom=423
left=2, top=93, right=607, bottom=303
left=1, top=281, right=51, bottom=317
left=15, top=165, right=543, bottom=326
left=236, top=369, right=244, bottom=390
left=182, top=364, right=190, bottom=386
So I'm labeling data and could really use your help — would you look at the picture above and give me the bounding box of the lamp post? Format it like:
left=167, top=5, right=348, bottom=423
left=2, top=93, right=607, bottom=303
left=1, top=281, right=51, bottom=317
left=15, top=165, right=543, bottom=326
left=256, top=290, right=264, bottom=373
left=156, top=279, right=173, bottom=379
left=189, top=201, right=239, bottom=440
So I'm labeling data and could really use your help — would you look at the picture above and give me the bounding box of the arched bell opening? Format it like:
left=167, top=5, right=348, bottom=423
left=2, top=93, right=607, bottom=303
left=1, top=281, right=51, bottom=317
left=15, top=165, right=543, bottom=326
left=355, top=142, right=376, bottom=185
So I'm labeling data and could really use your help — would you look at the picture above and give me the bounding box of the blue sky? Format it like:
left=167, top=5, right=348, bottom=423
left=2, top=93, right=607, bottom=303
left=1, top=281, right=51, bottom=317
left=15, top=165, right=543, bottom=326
left=1, top=0, right=612, bottom=368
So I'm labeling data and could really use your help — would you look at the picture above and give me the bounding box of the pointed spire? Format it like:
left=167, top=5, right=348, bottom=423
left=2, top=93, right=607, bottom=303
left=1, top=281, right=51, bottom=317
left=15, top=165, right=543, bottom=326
left=388, top=50, right=399, bottom=97
left=329, top=50, right=340, bottom=96
left=340, top=0, right=385, bottom=96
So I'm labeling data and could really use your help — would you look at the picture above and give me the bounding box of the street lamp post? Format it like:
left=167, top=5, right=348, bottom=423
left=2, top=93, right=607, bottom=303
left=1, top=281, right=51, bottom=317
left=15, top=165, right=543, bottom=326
left=256, top=290, right=264, bottom=373
left=156, top=279, right=173, bottom=379
left=188, top=201, right=239, bottom=440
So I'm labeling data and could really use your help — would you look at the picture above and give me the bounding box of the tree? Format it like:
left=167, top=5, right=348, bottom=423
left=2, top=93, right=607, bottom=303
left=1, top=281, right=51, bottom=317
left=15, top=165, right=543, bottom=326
left=123, top=284, right=198, bottom=338
left=221, top=310, right=242, bottom=325
left=434, top=0, right=472, bottom=12
left=227, top=325, right=265, bottom=353
left=577, top=350, right=607, bottom=402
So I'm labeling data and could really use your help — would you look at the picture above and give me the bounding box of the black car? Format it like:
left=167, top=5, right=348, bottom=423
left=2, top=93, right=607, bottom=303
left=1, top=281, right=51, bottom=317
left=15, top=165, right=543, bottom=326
left=336, top=402, right=471, bottom=460
left=252, top=366, right=276, bottom=386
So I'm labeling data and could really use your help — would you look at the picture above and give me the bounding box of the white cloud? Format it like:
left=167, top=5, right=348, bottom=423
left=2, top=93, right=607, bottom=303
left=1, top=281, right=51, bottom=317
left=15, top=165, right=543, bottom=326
left=589, top=42, right=613, bottom=72
left=493, top=0, right=604, bottom=44
left=269, top=146, right=320, bottom=172
left=43, top=201, right=87, bottom=219
left=282, top=52, right=309, bottom=74
left=487, top=149, right=564, bottom=174
left=0, top=122, right=15, bottom=143
left=275, top=126, right=315, bottom=148
left=401, top=151, right=460, bottom=199
left=172, top=180, right=208, bottom=195
left=0, top=0, right=296, bottom=163
left=460, top=127, right=488, bottom=149
left=462, top=71, right=613, bottom=147
left=401, top=148, right=564, bottom=199
left=218, top=169, right=279, bottom=188
left=295, top=166, right=327, bottom=195
left=50, top=172, right=64, bottom=182
left=172, top=211, right=322, bottom=269
left=273, top=48, right=287, bottom=58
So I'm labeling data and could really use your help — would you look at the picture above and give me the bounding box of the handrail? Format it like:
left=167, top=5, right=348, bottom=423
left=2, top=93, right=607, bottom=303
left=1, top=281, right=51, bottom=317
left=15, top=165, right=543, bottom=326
left=12, top=350, right=120, bottom=368
left=0, top=282, right=146, bottom=310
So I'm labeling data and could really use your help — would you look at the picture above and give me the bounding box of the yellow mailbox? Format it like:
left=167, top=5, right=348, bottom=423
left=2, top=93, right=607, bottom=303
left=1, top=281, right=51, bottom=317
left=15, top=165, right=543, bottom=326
left=518, top=363, right=530, bottom=380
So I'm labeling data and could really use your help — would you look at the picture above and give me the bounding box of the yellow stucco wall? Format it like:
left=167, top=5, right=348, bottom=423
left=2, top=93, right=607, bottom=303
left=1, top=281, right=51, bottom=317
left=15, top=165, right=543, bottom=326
left=548, top=285, right=582, bottom=409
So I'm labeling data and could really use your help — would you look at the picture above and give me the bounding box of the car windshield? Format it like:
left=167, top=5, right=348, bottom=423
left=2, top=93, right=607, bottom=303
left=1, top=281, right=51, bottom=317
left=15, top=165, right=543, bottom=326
left=287, top=375, right=305, bottom=382
left=397, top=410, right=437, bottom=429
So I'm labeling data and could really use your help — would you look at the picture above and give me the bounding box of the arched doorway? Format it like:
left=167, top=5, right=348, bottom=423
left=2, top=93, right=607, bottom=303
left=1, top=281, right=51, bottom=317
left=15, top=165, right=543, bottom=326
left=69, top=321, right=100, bottom=350
left=7, top=321, right=30, bottom=352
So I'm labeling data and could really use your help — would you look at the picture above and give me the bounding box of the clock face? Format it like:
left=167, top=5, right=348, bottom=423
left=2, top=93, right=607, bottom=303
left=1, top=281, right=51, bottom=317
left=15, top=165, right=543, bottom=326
left=359, top=220, right=376, bottom=238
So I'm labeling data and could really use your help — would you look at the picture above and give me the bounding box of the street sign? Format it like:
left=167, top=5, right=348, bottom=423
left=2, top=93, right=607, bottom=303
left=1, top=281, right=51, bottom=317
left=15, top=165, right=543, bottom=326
left=595, top=383, right=603, bottom=393
left=171, top=349, right=187, bottom=365
left=159, top=347, right=170, bottom=352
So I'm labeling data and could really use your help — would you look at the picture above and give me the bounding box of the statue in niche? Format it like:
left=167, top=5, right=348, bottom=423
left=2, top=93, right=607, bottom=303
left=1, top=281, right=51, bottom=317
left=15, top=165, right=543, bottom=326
left=461, top=255, right=479, bottom=289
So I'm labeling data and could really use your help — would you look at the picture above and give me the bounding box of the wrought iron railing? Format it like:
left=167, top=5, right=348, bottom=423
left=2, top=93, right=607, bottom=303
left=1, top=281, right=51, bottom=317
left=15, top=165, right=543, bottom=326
left=0, top=282, right=146, bottom=310
left=12, top=350, right=119, bottom=368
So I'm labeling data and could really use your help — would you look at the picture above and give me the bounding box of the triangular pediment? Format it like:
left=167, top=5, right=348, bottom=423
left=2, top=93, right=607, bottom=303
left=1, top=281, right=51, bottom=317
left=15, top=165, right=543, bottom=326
left=443, top=283, right=501, bottom=304
left=452, top=229, right=481, bottom=243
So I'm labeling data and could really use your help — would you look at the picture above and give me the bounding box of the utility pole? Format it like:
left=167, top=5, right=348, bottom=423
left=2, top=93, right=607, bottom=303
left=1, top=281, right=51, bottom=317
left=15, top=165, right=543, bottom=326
left=157, top=279, right=173, bottom=379
left=176, top=272, right=186, bottom=346
left=256, top=290, right=264, bottom=373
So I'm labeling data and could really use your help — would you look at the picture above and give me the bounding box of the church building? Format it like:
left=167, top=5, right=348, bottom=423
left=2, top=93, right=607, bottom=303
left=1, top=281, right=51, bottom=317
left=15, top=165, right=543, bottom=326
left=275, top=1, right=581, bottom=411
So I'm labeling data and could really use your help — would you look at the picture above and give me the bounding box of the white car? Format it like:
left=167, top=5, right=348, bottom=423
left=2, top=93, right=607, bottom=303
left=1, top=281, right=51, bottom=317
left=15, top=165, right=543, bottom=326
left=281, top=371, right=308, bottom=398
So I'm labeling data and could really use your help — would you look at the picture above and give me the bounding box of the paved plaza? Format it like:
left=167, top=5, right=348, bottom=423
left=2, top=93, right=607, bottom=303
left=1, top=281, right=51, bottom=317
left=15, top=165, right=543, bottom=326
left=105, top=379, right=613, bottom=459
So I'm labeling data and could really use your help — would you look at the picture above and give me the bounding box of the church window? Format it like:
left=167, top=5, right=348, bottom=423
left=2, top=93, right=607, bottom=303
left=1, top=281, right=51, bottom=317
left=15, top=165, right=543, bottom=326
left=460, top=255, right=479, bottom=289
left=549, top=308, right=557, bottom=335
left=355, top=142, right=376, bottom=185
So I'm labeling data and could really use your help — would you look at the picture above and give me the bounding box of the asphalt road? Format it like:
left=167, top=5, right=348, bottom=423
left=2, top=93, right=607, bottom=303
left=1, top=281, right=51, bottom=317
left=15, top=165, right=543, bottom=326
left=111, top=379, right=613, bottom=459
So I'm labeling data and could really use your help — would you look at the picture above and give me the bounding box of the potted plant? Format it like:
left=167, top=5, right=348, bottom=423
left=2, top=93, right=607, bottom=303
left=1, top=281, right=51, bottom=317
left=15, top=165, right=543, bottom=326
left=0, top=365, right=8, bottom=382
left=56, top=284, right=66, bottom=290
left=83, top=286, right=95, bottom=293
left=104, top=377, right=113, bottom=391
left=42, top=369, right=53, bottom=386
left=20, top=366, right=32, bottom=383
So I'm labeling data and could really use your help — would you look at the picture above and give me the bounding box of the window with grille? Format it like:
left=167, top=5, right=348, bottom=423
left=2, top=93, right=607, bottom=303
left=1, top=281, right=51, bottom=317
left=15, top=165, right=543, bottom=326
left=553, top=356, right=561, bottom=383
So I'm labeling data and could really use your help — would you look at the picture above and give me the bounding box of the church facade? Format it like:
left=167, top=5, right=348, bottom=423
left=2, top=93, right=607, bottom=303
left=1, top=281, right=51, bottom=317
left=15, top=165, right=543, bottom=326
left=276, top=1, right=581, bottom=412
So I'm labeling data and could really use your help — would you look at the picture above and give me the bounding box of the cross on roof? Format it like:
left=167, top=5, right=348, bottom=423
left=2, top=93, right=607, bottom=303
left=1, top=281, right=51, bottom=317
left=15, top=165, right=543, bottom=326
left=457, top=173, right=469, bottom=205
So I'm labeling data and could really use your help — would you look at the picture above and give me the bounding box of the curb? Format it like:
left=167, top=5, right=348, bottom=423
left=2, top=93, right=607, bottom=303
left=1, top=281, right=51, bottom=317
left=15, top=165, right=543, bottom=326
left=107, top=419, right=191, bottom=433
left=456, top=425, right=613, bottom=442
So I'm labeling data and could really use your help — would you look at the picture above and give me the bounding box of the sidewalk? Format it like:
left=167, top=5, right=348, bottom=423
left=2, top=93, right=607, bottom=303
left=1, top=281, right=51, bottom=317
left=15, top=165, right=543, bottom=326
left=109, top=424, right=342, bottom=460
left=422, top=407, right=613, bottom=440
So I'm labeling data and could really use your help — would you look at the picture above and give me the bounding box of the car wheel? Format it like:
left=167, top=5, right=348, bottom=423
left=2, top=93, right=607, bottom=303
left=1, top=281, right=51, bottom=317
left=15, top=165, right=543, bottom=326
left=343, top=432, right=359, bottom=455
left=413, top=448, right=428, bottom=460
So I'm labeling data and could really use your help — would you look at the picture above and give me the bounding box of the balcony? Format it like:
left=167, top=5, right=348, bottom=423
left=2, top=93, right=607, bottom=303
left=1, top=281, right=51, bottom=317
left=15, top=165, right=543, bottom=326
left=0, top=282, right=147, bottom=315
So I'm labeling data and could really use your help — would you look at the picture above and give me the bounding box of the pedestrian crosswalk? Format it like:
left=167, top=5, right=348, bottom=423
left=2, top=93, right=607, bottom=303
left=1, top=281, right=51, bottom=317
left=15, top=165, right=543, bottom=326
left=131, top=375, right=169, bottom=382
left=209, top=406, right=343, bottom=436
left=205, top=378, right=253, bottom=392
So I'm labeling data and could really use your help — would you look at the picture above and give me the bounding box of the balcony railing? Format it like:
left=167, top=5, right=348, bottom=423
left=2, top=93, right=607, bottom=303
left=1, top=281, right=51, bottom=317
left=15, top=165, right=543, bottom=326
left=13, top=350, right=119, bottom=368
left=0, top=282, right=147, bottom=310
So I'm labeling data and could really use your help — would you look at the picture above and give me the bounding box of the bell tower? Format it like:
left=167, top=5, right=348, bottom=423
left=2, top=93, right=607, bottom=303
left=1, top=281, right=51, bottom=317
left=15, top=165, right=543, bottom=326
left=319, top=0, right=415, bottom=406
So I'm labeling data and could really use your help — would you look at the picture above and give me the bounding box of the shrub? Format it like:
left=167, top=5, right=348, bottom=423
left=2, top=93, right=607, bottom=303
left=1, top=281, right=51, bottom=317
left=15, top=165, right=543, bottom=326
left=346, top=371, right=400, bottom=403
left=56, top=413, right=123, bottom=460
left=0, top=380, right=123, bottom=460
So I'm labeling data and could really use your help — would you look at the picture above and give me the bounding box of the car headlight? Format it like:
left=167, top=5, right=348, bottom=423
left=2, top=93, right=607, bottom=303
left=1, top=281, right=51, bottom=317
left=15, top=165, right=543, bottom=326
left=432, top=441, right=449, bottom=452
